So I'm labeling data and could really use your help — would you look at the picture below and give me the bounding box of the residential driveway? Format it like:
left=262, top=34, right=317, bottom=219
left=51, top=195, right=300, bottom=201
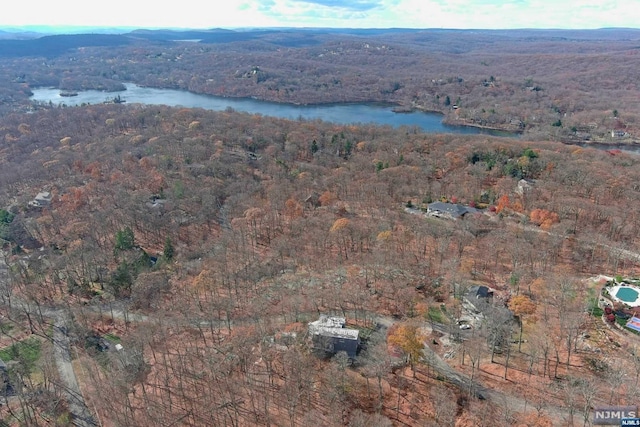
left=52, top=312, right=98, bottom=427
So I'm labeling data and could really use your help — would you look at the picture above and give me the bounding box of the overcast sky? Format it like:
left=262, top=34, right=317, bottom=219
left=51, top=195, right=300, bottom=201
left=2, top=0, right=640, bottom=30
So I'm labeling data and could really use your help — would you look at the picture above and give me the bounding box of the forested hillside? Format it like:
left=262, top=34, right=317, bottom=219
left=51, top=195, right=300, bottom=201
left=0, top=102, right=639, bottom=425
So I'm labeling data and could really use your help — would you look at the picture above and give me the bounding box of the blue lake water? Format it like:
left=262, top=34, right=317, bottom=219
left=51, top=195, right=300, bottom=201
left=30, top=83, right=513, bottom=136
left=29, top=85, right=640, bottom=156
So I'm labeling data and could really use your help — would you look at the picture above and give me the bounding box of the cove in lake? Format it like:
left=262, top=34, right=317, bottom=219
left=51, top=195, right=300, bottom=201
left=30, top=83, right=514, bottom=137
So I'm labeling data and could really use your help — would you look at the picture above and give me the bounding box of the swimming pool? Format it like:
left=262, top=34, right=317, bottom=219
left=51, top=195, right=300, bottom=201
left=611, top=285, right=640, bottom=306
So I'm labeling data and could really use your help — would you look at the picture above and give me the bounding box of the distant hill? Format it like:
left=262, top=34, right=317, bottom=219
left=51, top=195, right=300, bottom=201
left=0, top=33, right=131, bottom=57
left=5, top=26, right=636, bottom=56
left=0, top=25, right=139, bottom=35
left=0, top=28, right=44, bottom=40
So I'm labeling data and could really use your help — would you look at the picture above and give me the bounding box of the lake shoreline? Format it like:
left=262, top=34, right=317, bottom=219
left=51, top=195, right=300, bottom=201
left=30, top=84, right=514, bottom=137
left=32, top=82, right=526, bottom=137
left=36, top=84, right=640, bottom=146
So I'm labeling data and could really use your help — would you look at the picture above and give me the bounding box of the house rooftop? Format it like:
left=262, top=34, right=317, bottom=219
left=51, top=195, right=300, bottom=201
left=467, top=285, right=493, bottom=299
left=309, top=315, right=359, bottom=340
left=28, top=191, right=53, bottom=207
left=427, top=202, right=479, bottom=218
left=35, top=191, right=52, bottom=200
left=463, top=285, right=495, bottom=315
left=310, top=315, right=345, bottom=329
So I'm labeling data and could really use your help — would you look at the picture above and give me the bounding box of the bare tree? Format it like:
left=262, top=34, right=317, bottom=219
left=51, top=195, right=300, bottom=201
left=484, top=305, right=514, bottom=364
left=349, top=409, right=393, bottom=427
left=430, top=385, right=457, bottom=426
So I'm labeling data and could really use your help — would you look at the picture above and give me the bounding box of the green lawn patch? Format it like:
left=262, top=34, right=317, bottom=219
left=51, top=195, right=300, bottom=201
left=0, top=321, right=14, bottom=335
left=590, top=307, right=604, bottom=317
left=427, top=306, right=447, bottom=324
left=616, top=316, right=629, bottom=328
left=0, top=337, right=42, bottom=371
left=103, top=333, right=122, bottom=344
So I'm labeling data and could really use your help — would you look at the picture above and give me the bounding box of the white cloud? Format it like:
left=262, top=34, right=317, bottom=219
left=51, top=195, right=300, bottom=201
left=1, top=0, right=280, bottom=28
left=2, top=0, right=640, bottom=29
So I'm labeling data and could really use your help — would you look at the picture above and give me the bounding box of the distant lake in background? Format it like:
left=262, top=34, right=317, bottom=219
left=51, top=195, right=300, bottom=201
left=30, top=83, right=513, bottom=136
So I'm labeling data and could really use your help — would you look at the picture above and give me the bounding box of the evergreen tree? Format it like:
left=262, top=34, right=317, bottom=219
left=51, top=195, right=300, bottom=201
left=115, top=227, right=135, bottom=251
left=110, top=262, right=133, bottom=296
left=163, top=237, right=174, bottom=261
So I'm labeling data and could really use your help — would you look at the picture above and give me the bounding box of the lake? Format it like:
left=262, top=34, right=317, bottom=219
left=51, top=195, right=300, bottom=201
left=30, top=83, right=513, bottom=136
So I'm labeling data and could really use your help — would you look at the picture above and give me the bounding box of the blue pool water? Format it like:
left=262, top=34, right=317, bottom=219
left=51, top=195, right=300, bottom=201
left=616, top=286, right=640, bottom=303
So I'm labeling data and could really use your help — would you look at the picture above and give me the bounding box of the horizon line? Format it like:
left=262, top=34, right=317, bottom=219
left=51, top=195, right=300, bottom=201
left=2, top=25, right=640, bottom=34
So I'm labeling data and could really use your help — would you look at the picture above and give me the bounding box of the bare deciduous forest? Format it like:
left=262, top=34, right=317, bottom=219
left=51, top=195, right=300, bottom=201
left=0, top=28, right=640, bottom=426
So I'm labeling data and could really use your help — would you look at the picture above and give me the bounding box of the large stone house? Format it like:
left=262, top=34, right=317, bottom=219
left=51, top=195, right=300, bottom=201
left=308, top=315, right=360, bottom=359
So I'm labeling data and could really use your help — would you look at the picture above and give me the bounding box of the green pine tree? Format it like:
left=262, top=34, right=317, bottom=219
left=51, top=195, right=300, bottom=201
left=163, top=237, right=174, bottom=261
left=115, top=227, right=135, bottom=251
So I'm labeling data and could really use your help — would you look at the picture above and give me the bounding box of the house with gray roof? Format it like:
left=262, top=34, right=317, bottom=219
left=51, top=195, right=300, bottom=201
left=426, top=202, right=479, bottom=220
left=463, top=285, right=495, bottom=314
left=28, top=191, right=52, bottom=208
